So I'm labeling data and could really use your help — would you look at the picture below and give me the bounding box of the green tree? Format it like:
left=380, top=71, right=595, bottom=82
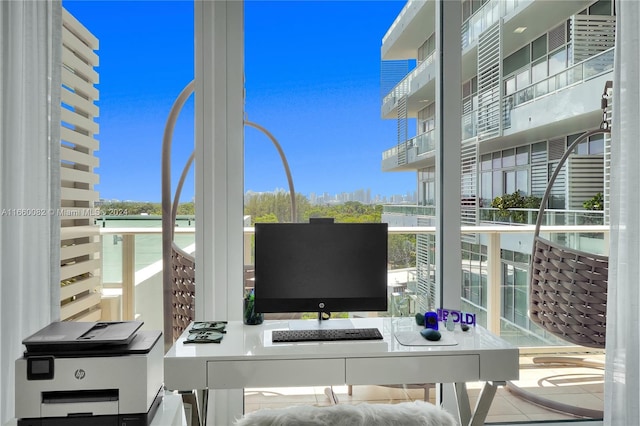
left=245, top=192, right=308, bottom=224
left=176, top=202, right=195, bottom=215
left=254, top=212, right=278, bottom=223
left=388, top=234, right=416, bottom=268
left=583, top=192, right=603, bottom=210
left=490, top=191, right=541, bottom=223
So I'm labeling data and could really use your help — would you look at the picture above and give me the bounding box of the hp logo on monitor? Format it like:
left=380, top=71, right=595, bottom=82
left=319, top=302, right=325, bottom=309
left=74, top=369, right=86, bottom=380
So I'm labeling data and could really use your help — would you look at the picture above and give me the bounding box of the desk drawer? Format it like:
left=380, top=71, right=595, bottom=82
left=346, top=355, right=479, bottom=385
left=207, top=358, right=345, bottom=388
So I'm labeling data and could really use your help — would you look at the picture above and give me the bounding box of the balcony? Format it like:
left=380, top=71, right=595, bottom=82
left=383, top=48, right=614, bottom=165
left=381, top=129, right=436, bottom=172
left=503, top=48, right=614, bottom=136
left=381, top=54, right=437, bottom=119
left=98, top=216, right=195, bottom=327
left=479, top=207, right=605, bottom=227
left=381, top=0, right=434, bottom=61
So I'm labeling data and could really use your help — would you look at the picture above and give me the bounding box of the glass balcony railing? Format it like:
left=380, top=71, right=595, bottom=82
left=462, top=109, right=478, bottom=140
left=383, top=205, right=436, bottom=217
left=382, top=52, right=436, bottom=107
left=381, top=129, right=436, bottom=168
left=385, top=204, right=605, bottom=227
left=382, top=144, right=402, bottom=161
left=479, top=207, right=605, bottom=227
left=414, top=129, right=436, bottom=155
left=504, top=48, right=614, bottom=129
left=461, top=0, right=526, bottom=50
left=98, top=215, right=195, bottom=284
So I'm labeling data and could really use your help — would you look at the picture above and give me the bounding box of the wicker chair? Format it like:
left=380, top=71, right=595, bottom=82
left=161, top=81, right=197, bottom=348
left=529, top=127, right=610, bottom=349
left=506, top=126, right=610, bottom=419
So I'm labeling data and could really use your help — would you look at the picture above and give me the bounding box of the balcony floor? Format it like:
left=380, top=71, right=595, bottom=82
left=245, top=355, right=604, bottom=423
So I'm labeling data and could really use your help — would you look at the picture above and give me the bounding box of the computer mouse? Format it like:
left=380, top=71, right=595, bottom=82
left=420, top=328, right=441, bottom=341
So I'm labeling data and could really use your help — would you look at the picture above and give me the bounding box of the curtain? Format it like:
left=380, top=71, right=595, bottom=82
left=0, top=1, right=61, bottom=422
left=604, top=1, right=640, bottom=424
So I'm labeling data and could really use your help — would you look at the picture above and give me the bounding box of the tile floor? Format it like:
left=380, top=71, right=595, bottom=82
left=244, top=355, right=605, bottom=424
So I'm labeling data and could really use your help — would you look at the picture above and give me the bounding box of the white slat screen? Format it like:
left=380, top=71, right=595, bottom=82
left=59, top=9, right=101, bottom=321
left=477, top=23, right=501, bottom=141
left=567, top=156, right=604, bottom=210
left=571, top=15, right=616, bottom=64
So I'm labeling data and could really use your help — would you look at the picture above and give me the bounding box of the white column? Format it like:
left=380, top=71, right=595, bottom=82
left=435, top=0, right=462, bottom=311
left=435, top=0, right=462, bottom=418
left=195, top=0, right=244, bottom=323
left=486, top=233, right=501, bottom=334
left=195, top=1, right=245, bottom=423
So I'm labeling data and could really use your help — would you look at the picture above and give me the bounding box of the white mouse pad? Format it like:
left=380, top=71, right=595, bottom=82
left=394, top=331, right=458, bottom=346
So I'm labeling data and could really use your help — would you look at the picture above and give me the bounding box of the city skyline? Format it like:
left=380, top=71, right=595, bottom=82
left=100, top=185, right=418, bottom=206
left=62, top=1, right=416, bottom=203
left=246, top=187, right=417, bottom=205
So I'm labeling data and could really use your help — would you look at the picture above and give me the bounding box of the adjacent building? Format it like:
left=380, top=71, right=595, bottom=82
left=380, top=0, right=614, bottom=345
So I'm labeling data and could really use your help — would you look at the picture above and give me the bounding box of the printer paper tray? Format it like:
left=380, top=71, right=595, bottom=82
left=18, top=388, right=163, bottom=426
left=18, top=414, right=120, bottom=426
left=18, top=412, right=153, bottom=426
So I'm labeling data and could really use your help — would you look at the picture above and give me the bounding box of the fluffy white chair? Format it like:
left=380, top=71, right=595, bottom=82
left=234, top=400, right=457, bottom=426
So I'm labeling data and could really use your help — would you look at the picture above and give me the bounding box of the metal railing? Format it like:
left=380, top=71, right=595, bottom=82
left=100, top=220, right=608, bottom=351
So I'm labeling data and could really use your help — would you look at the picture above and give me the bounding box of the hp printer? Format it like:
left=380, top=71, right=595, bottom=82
left=15, top=321, right=164, bottom=426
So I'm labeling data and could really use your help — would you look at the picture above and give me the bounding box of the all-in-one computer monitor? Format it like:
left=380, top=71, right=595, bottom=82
left=254, top=219, right=388, bottom=322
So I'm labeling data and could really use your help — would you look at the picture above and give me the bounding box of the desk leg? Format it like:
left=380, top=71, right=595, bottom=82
left=454, top=383, right=472, bottom=425
left=195, top=389, right=208, bottom=425
left=454, top=381, right=503, bottom=426
left=204, top=389, right=244, bottom=426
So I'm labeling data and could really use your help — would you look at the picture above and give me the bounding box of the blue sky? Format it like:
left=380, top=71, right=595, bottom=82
left=63, top=0, right=414, bottom=202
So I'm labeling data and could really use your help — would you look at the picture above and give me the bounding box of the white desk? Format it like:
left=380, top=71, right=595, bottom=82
left=164, top=317, right=519, bottom=426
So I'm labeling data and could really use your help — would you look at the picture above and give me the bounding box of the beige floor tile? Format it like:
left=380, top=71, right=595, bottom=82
left=580, top=382, right=606, bottom=393
left=504, top=393, right=565, bottom=415
left=405, top=386, right=434, bottom=402
left=480, top=396, right=522, bottom=416
left=539, top=373, right=604, bottom=388
left=485, top=414, right=531, bottom=423
left=244, top=402, right=262, bottom=413
left=527, top=412, right=581, bottom=421
left=339, top=384, right=412, bottom=402
left=246, top=386, right=318, bottom=397
left=551, top=393, right=604, bottom=409
left=249, top=401, right=319, bottom=411
left=512, top=383, right=591, bottom=395
left=245, top=388, right=319, bottom=405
